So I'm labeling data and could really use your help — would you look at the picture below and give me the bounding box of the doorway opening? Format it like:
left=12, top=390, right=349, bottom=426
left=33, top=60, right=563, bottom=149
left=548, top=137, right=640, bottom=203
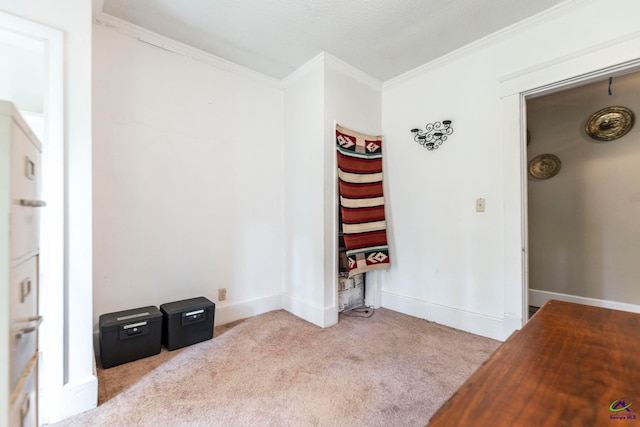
left=521, top=64, right=640, bottom=321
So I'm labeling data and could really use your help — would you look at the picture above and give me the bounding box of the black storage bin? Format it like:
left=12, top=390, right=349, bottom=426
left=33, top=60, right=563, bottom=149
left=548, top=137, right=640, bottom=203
left=99, top=306, right=163, bottom=369
left=160, top=297, right=215, bottom=350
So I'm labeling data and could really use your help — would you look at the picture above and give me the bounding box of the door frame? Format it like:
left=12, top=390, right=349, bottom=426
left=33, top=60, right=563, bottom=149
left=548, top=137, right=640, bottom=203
left=501, top=56, right=640, bottom=335
left=0, top=12, right=64, bottom=425
left=522, top=62, right=640, bottom=317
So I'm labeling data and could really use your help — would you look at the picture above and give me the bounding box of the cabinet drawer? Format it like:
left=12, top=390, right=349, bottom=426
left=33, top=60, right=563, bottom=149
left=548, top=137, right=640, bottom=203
left=9, top=358, right=37, bottom=427
left=10, top=256, right=38, bottom=325
left=10, top=119, right=40, bottom=200
left=10, top=256, right=39, bottom=392
left=10, top=120, right=42, bottom=259
left=10, top=203, right=40, bottom=261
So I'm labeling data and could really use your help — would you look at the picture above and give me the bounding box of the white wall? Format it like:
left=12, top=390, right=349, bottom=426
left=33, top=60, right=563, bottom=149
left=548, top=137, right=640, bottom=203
left=382, top=52, right=506, bottom=339
left=528, top=72, right=640, bottom=305
left=92, top=25, right=284, bottom=330
left=281, top=56, right=326, bottom=325
left=281, top=53, right=383, bottom=327
left=0, top=0, right=94, bottom=422
left=381, top=0, right=640, bottom=340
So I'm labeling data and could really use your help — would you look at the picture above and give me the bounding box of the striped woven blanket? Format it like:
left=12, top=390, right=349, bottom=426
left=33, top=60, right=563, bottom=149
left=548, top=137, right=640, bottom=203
left=336, top=124, right=390, bottom=277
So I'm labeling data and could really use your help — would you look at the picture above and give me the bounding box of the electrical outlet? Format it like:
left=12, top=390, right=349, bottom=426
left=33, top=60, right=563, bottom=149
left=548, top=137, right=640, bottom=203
left=218, top=288, right=226, bottom=301
left=476, top=198, right=485, bottom=212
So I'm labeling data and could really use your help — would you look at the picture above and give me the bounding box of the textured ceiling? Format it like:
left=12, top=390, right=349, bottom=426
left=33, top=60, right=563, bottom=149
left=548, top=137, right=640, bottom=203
left=100, top=0, right=570, bottom=81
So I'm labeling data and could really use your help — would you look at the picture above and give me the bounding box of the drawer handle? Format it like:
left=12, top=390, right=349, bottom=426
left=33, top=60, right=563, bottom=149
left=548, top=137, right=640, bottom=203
left=123, top=321, right=147, bottom=329
left=20, top=278, right=32, bottom=303
left=13, top=315, right=43, bottom=339
left=25, top=156, right=35, bottom=180
left=21, top=394, right=30, bottom=425
left=19, top=199, right=47, bottom=208
left=184, top=309, right=204, bottom=317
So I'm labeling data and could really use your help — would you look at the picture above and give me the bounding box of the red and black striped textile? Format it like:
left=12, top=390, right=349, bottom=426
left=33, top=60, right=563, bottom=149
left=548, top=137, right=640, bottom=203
left=336, top=124, right=390, bottom=277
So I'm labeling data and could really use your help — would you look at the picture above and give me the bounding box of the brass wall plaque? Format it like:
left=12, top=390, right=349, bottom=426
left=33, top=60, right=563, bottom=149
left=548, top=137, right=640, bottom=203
left=586, top=106, right=635, bottom=141
left=529, top=154, right=561, bottom=180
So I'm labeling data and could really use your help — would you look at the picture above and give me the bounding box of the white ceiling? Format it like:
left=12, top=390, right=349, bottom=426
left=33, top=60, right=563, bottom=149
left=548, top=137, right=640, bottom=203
left=100, top=0, right=570, bottom=82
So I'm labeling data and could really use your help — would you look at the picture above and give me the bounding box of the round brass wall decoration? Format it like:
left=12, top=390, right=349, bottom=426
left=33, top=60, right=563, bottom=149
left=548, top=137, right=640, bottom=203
left=529, top=154, right=561, bottom=179
left=586, top=106, right=635, bottom=141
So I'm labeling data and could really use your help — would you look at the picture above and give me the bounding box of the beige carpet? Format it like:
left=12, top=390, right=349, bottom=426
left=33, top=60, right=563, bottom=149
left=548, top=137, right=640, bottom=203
left=51, top=308, right=499, bottom=427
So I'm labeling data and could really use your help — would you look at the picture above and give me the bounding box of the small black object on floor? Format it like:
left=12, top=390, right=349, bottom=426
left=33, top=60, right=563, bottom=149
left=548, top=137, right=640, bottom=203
left=99, top=306, right=163, bottom=369
left=160, top=297, right=215, bottom=351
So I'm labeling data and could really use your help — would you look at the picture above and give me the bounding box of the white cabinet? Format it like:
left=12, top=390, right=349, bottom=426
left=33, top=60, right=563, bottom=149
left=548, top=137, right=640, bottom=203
left=1, top=101, right=42, bottom=427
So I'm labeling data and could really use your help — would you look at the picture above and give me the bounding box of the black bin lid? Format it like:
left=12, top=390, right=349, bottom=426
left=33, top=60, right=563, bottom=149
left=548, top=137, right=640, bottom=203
left=99, top=306, right=162, bottom=331
left=160, top=297, right=214, bottom=315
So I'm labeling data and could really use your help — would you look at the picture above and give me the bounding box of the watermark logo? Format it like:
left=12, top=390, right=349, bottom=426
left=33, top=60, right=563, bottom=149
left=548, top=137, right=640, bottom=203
left=610, top=397, right=636, bottom=421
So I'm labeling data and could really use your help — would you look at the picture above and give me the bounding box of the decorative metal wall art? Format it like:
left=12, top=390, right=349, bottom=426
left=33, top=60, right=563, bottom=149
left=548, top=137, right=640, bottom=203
left=586, top=106, right=635, bottom=141
left=529, top=154, right=561, bottom=179
left=410, top=120, right=453, bottom=150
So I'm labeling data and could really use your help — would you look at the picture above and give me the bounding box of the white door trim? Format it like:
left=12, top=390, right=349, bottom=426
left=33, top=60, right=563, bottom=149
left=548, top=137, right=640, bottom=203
left=519, top=59, right=640, bottom=319
left=498, top=22, right=640, bottom=338
left=501, top=52, right=640, bottom=338
left=0, top=12, right=64, bottom=425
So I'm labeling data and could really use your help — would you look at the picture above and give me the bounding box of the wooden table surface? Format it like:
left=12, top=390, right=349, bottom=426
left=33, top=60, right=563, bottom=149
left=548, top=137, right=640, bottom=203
left=428, top=300, right=640, bottom=426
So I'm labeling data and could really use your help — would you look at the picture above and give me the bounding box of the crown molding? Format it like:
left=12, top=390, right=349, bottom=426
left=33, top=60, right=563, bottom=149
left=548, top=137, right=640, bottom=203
left=383, top=0, right=587, bottom=90
left=279, top=52, right=382, bottom=91
left=323, top=53, right=382, bottom=92
left=94, top=12, right=280, bottom=88
left=279, top=52, right=326, bottom=89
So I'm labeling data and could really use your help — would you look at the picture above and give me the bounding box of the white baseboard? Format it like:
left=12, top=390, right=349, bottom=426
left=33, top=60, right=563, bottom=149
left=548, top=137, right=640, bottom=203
left=215, top=293, right=283, bottom=325
left=380, top=292, right=506, bottom=341
left=53, top=375, right=98, bottom=422
left=323, top=305, right=339, bottom=328
left=282, top=293, right=338, bottom=328
left=529, top=289, right=640, bottom=314
left=502, top=312, right=524, bottom=340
